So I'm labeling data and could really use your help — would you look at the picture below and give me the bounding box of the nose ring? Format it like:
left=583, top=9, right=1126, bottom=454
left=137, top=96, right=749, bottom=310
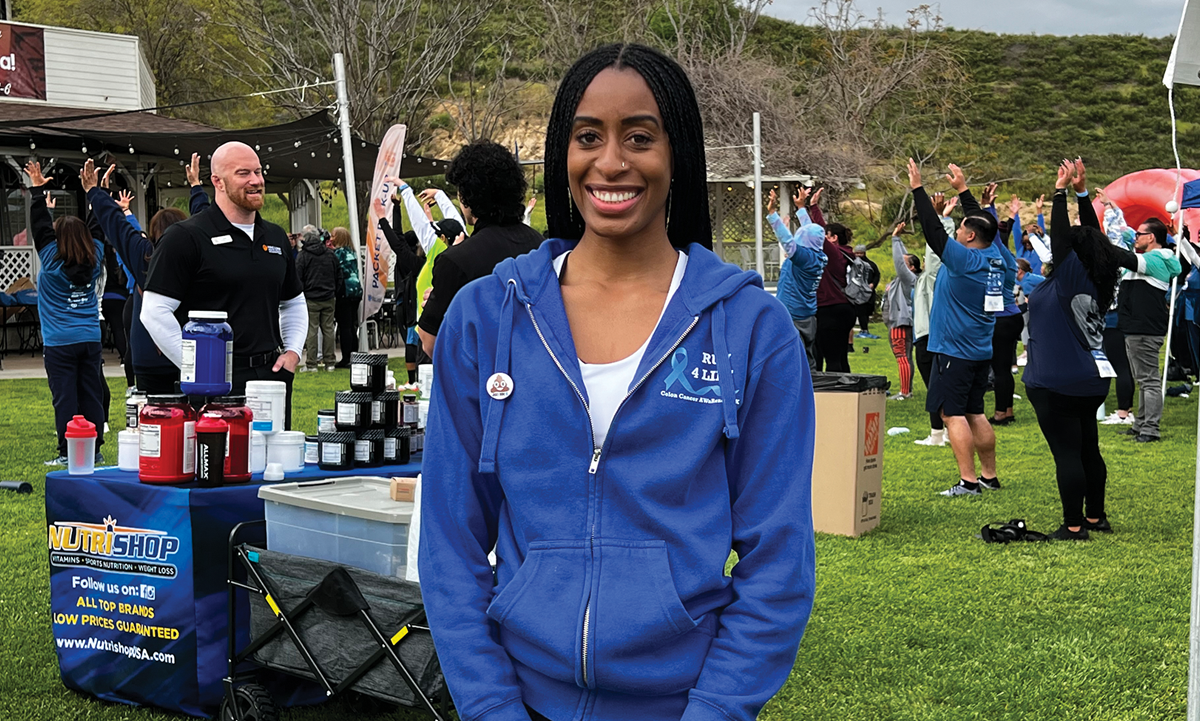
left=621, top=162, right=626, bottom=169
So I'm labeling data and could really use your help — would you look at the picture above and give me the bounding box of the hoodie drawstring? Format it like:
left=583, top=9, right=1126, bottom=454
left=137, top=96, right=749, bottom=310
left=712, top=300, right=741, bottom=439
left=478, top=279, right=527, bottom=473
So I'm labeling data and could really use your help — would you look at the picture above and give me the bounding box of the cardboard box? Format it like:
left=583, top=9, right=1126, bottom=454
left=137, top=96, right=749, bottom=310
left=390, top=477, right=417, bottom=502
left=810, top=387, right=885, bottom=537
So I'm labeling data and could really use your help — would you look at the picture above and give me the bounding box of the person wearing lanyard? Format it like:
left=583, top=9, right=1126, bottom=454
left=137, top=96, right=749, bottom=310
left=907, top=159, right=1004, bottom=498
left=418, top=43, right=815, bottom=721
left=141, top=142, right=306, bottom=426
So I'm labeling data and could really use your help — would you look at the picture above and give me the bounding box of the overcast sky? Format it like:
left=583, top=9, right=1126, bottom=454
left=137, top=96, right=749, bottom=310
left=764, top=0, right=1185, bottom=37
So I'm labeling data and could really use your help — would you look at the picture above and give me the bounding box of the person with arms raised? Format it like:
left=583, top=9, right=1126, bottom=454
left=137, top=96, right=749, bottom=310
left=885, top=222, right=920, bottom=400
left=907, top=159, right=1003, bottom=497
left=766, top=185, right=827, bottom=369
left=912, top=193, right=956, bottom=446
left=1024, top=158, right=1133, bottom=539
left=27, top=160, right=106, bottom=465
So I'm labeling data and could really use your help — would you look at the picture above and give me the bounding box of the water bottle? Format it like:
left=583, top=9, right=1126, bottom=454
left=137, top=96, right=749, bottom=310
left=65, top=415, right=96, bottom=475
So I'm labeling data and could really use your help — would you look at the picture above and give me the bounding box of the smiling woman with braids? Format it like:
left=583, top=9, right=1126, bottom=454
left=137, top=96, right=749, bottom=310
left=419, top=44, right=816, bottom=721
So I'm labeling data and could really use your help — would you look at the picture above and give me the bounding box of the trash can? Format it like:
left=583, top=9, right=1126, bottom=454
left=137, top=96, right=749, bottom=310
left=810, top=373, right=889, bottom=537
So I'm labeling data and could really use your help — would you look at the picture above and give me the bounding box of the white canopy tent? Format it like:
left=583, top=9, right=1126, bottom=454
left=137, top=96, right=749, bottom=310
left=1165, top=2, right=1200, bottom=717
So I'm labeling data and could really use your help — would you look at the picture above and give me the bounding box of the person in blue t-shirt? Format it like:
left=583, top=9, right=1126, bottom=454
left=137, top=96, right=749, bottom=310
left=907, top=159, right=1003, bottom=498
left=1016, top=258, right=1045, bottom=295
left=767, top=187, right=827, bottom=370
left=26, top=160, right=107, bottom=465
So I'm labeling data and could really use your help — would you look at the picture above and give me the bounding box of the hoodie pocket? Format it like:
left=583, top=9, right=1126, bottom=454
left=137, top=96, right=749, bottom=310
left=591, top=540, right=717, bottom=696
left=486, top=541, right=588, bottom=684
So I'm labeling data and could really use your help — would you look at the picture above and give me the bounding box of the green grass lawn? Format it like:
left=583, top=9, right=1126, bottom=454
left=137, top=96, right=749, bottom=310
left=0, top=342, right=1194, bottom=720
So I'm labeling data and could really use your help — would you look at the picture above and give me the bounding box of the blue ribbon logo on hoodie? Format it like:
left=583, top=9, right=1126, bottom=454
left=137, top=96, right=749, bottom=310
left=663, top=348, right=721, bottom=397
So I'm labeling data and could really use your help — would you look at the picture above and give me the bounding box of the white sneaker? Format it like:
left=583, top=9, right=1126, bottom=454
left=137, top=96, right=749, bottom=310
left=1017, top=352, right=1028, bottom=367
left=914, top=430, right=947, bottom=446
left=1100, top=412, right=1133, bottom=425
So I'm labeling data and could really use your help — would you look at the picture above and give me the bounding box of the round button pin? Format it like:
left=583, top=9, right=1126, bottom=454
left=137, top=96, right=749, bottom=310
left=487, top=372, right=514, bottom=400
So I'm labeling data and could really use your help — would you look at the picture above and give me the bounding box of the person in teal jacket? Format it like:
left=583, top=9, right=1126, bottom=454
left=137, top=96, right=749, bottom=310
left=419, top=44, right=815, bottom=721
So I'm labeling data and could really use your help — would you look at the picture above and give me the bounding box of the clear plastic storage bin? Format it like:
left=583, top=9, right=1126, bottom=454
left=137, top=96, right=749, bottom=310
left=258, top=477, right=412, bottom=578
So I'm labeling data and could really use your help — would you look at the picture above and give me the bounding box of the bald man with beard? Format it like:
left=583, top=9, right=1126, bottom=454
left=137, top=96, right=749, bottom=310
left=142, top=142, right=307, bottom=426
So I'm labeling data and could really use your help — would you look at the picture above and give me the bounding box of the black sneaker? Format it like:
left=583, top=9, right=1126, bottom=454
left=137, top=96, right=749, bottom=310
left=1048, top=524, right=1090, bottom=541
left=1120, top=427, right=1140, bottom=436
left=977, top=476, right=1002, bottom=491
left=1134, top=434, right=1161, bottom=443
left=1083, top=517, right=1113, bottom=533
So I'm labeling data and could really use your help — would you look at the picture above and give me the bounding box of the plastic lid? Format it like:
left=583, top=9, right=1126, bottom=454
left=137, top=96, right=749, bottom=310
left=402, top=393, right=418, bottom=402
left=374, top=390, right=400, bottom=401
left=188, top=310, right=229, bottom=321
left=385, top=426, right=412, bottom=438
left=810, top=373, right=891, bottom=393
left=196, top=414, right=229, bottom=433
left=209, top=395, right=247, bottom=405
left=350, top=352, right=388, bottom=366
left=65, top=415, right=96, bottom=438
left=305, top=435, right=318, bottom=442
left=147, top=394, right=188, bottom=404
left=268, top=431, right=306, bottom=444
left=245, top=380, right=287, bottom=393
left=336, top=391, right=373, bottom=403
left=318, top=431, right=356, bottom=443
left=317, top=408, right=336, bottom=416
left=358, top=429, right=385, bottom=440
left=258, top=477, right=412, bottom=523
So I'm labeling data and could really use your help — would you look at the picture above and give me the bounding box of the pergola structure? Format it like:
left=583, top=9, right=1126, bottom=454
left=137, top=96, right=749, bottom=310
left=0, top=107, right=448, bottom=293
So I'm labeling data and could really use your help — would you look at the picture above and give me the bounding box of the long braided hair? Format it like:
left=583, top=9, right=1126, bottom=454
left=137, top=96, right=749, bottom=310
left=544, top=44, right=712, bottom=251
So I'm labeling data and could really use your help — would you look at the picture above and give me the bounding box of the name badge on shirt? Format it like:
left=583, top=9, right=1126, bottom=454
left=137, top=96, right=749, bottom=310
left=1091, top=349, right=1117, bottom=379
left=984, top=258, right=1005, bottom=313
left=211, top=235, right=233, bottom=245
left=263, top=244, right=282, bottom=255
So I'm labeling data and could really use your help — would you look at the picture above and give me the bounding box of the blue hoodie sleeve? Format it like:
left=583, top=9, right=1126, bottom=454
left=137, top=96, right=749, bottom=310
left=88, top=188, right=153, bottom=288
left=682, top=329, right=815, bottom=721
left=419, top=295, right=530, bottom=721
left=189, top=185, right=210, bottom=216
left=766, top=212, right=798, bottom=259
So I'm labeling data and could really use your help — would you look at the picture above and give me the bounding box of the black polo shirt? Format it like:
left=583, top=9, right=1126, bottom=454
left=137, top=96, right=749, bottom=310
left=418, top=219, right=544, bottom=337
left=144, top=203, right=302, bottom=357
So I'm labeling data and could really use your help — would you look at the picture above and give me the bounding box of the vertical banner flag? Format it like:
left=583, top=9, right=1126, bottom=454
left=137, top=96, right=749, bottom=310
left=1164, top=0, right=1200, bottom=88
left=363, top=124, right=407, bottom=321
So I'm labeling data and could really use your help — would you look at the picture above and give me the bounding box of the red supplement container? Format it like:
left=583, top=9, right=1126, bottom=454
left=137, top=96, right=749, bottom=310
left=139, top=394, right=197, bottom=484
left=199, top=395, right=253, bottom=483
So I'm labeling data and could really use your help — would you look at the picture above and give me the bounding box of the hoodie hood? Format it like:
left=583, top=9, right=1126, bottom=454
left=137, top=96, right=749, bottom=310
left=795, top=224, right=826, bottom=251
left=301, top=236, right=327, bottom=254
left=475, top=237, right=764, bottom=473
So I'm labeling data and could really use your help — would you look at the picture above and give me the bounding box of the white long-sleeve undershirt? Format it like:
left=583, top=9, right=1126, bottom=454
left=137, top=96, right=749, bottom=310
left=142, top=290, right=309, bottom=368
left=279, top=294, right=308, bottom=358
left=141, top=291, right=185, bottom=368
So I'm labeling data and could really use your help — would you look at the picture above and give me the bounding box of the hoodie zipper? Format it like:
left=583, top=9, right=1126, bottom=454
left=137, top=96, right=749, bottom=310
left=524, top=305, right=700, bottom=688
left=523, top=303, right=599, bottom=686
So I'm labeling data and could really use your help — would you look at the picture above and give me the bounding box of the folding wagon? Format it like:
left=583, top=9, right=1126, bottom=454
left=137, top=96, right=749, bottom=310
left=221, top=521, right=451, bottom=721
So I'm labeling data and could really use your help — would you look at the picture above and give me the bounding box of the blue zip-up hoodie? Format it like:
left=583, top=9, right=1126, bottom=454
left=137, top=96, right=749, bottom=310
left=420, top=238, right=816, bottom=721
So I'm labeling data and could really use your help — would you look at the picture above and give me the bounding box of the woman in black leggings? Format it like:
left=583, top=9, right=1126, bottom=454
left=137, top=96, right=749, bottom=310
left=814, top=223, right=858, bottom=372
left=1024, top=158, right=1130, bottom=540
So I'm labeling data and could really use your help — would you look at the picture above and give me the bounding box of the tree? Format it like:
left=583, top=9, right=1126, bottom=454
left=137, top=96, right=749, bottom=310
left=220, top=0, right=489, bottom=144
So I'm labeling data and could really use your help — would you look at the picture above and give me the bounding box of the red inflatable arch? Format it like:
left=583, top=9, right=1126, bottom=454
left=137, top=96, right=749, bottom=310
left=1094, top=168, right=1200, bottom=234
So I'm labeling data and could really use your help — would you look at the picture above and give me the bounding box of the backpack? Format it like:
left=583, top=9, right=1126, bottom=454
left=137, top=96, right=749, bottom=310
left=843, top=253, right=874, bottom=305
